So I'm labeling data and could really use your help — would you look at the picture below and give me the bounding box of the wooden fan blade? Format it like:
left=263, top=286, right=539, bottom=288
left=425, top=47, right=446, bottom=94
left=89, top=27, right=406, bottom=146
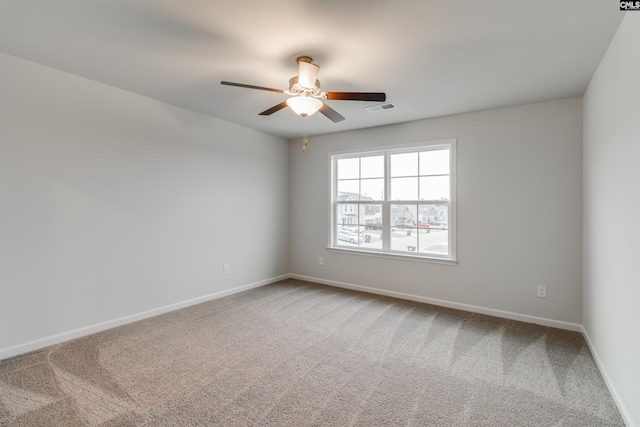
left=319, top=103, right=345, bottom=123
left=325, top=92, right=386, bottom=102
left=221, top=81, right=284, bottom=93
left=259, top=102, right=288, bottom=116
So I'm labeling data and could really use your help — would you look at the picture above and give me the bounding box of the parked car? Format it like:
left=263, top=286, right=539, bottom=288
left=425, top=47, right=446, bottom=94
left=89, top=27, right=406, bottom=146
left=394, top=223, right=413, bottom=229
left=337, top=229, right=362, bottom=243
left=366, top=223, right=383, bottom=230
left=418, top=222, right=431, bottom=233
left=428, top=221, right=448, bottom=229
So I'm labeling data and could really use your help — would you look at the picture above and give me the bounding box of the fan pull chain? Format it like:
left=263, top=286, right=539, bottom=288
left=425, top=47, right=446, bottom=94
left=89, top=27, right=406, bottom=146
left=302, top=117, right=309, bottom=153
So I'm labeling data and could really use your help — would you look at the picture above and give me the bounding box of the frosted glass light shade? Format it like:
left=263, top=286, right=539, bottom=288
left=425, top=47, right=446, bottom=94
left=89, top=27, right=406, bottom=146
left=286, top=96, right=323, bottom=117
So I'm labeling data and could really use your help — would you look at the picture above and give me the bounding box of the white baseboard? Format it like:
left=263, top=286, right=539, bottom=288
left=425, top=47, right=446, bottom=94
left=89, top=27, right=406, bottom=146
left=0, top=274, right=288, bottom=361
left=5, top=273, right=631, bottom=425
left=1, top=273, right=582, bottom=362
left=581, top=327, right=635, bottom=427
left=293, top=274, right=636, bottom=425
left=290, top=274, right=582, bottom=332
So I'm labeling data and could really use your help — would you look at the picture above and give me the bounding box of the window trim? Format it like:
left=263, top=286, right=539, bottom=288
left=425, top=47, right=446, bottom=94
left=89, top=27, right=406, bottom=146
left=328, top=138, right=457, bottom=264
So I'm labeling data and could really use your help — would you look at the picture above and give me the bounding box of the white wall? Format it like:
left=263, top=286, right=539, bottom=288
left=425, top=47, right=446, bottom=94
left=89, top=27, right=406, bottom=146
left=583, top=13, right=640, bottom=427
left=290, top=97, right=583, bottom=326
left=0, top=53, right=290, bottom=358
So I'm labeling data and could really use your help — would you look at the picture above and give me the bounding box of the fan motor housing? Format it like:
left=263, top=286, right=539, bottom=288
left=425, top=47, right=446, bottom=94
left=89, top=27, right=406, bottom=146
left=288, top=76, right=321, bottom=96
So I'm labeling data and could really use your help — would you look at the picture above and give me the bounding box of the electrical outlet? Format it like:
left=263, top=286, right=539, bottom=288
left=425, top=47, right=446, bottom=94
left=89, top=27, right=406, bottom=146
left=319, top=257, right=324, bottom=266
left=537, top=285, right=547, bottom=298
left=223, top=264, right=230, bottom=275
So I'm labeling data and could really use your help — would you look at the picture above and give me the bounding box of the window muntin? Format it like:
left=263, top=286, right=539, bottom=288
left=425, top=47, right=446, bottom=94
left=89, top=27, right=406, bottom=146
left=331, top=140, right=455, bottom=262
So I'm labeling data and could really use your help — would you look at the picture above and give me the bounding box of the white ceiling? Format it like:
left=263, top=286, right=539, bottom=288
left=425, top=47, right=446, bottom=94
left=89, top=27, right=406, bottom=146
left=0, top=1, right=624, bottom=140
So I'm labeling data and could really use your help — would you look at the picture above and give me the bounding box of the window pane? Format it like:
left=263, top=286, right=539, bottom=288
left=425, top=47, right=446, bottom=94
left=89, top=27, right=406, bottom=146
left=391, top=204, right=417, bottom=227
left=391, top=204, right=418, bottom=252
left=361, top=155, right=384, bottom=179
left=391, top=152, right=418, bottom=177
left=391, top=177, right=418, bottom=200
left=337, top=158, right=359, bottom=180
left=336, top=203, right=358, bottom=227
left=391, top=226, right=418, bottom=252
left=420, top=204, right=449, bottom=229
left=359, top=204, right=383, bottom=250
left=419, top=176, right=450, bottom=200
left=337, top=225, right=362, bottom=247
left=359, top=204, right=382, bottom=226
left=361, top=178, right=384, bottom=201
left=420, top=150, right=450, bottom=175
left=417, top=204, right=448, bottom=254
left=337, top=180, right=360, bottom=200
left=419, top=229, right=448, bottom=255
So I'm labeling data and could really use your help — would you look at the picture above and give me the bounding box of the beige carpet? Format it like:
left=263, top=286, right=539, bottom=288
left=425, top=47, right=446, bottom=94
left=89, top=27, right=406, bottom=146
left=0, top=279, right=625, bottom=426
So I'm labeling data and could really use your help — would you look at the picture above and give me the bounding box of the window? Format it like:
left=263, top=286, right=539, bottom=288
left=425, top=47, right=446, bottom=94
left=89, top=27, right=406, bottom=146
left=330, top=139, right=456, bottom=263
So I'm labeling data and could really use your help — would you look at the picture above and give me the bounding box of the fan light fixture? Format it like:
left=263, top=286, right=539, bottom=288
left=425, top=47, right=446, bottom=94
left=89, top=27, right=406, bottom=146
left=221, top=55, right=387, bottom=153
left=286, top=96, right=323, bottom=117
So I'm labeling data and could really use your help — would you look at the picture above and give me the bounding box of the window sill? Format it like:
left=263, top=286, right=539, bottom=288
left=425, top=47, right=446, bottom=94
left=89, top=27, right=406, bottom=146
left=327, top=247, right=458, bottom=265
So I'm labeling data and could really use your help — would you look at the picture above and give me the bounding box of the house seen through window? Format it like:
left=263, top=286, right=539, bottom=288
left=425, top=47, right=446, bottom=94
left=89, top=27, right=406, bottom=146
left=330, top=139, right=456, bottom=262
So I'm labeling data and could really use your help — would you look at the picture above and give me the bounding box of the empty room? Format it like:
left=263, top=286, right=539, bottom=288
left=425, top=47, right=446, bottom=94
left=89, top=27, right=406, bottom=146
left=1, top=1, right=638, bottom=426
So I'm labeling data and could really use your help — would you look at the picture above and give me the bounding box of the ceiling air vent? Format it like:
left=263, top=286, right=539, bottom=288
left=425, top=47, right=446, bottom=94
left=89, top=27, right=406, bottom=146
left=365, top=103, right=397, bottom=113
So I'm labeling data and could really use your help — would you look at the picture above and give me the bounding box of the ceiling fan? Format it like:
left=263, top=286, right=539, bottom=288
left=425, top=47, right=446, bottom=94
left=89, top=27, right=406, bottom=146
left=221, top=56, right=386, bottom=123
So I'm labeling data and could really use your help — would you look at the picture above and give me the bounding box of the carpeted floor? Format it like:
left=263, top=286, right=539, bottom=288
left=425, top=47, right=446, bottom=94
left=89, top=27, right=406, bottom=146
left=0, top=279, right=625, bottom=426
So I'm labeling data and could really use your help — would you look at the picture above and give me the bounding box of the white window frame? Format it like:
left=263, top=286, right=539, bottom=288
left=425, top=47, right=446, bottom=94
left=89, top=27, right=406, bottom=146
left=328, top=138, right=457, bottom=264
